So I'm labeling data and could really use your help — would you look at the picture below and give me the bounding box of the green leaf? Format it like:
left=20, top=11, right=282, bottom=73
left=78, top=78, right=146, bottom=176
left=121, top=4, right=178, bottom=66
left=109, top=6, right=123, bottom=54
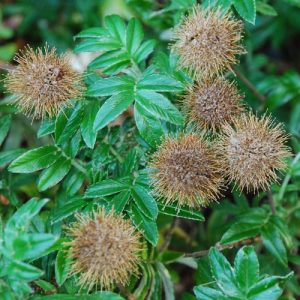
left=38, top=157, right=72, bottom=191
left=209, top=248, right=241, bottom=298
left=105, top=15, right=127, bottom=44
left=8, top=145, right=60, bottom=173
left=94, top=92, right=134, bottom=131
left=87, top=76, right=134, bottom=97
left=134, top=102, right=164, bottom=147
left=158, top=203, right=204, bottom=221
left=136, top=90, right=183, bottom=125
left=38, top=119, right=55, bottom=137
left=51, top=197, right=87, bottom=224
left=75, top=27, right=108, bottom=38
left=55, top=250, right=72, bottom=286
left=0, top=149, right=26, bottom=168
left=129, top=203, right=158, bottom=246
left=202, top=0, right=232, bottom=12
left=63, top=170, right=85, bottom=196
left=12, top=233, right=57, bottom=260
left=85, top=179, right=129, bottom=198
left=194, top=286, right=227, bottom=300
left=120, top=148, right=138, bottom=176
left=7, top=260, right=43, bottom=281
left=137, top=74, right=184, bottom=92
left=248, top=272, right=293, bottom=300
left=0, top=114, right=11, bottom=146
left=261, top=223, right=288, bottom=266
left=56, top=105, right=83, bottom=144
left=107, top=190, right=131, bottom=213
left=156, top=262, right=175, bottom=300
left=126, top=18, right=143, bottom=55
left=81, top=102, right=99, bottom=149
left=134, top=39, right=156, bottom=64
left=234, top=246, right=259, bottom=293
left=256, top=1, right=277, bottom=16
left=233, top=0, right=256, bottom=24
left=131, top=185, right=158, bottom=220
left=4, top=198, right=49, bottom=246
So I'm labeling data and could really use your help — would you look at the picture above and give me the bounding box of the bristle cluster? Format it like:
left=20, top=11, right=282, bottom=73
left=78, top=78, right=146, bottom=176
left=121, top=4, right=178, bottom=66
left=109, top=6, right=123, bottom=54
left=184, top=77, right=244, bottom=132
left=67, top=208, right=141, bottom=291
left=172, top=6, right=244, bottom=78
left=5, top=45, right=82, bottom=119
left=150, top=134, right=223, bottom=208
left=218, top=114, right=291, bottom=192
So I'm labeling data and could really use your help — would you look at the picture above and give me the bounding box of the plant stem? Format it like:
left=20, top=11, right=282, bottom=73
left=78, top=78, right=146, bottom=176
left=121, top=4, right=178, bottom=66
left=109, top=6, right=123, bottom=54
left=71, top=159, right=88, bottom=176
left=185, top=236, right=261, bottom=258
left=267, top=190, right=276, bottom=214
left=233, top=67, right=266, bottom=104
left=109, top=146, right=123, bottom=163
left=159, top=217, right=179, bottom=252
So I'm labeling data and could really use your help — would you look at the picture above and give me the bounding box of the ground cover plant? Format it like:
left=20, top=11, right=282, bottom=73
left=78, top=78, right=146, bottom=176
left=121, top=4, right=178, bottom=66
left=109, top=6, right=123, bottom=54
left=0, top=0, right=300, bottom=299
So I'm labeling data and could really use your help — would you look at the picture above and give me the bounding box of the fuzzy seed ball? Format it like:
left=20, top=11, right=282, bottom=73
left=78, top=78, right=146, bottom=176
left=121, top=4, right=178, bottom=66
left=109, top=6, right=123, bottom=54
left=5, top=45, right=82, bottom=119
left=150, top=134, right=223, bottom=208
left=67, top=209, right=141, bottom=291
left=184, top=77, right=244, bottom=132
left=219, top=114, right=291, bottom=192
left=172, top=6, right=244, bottom=78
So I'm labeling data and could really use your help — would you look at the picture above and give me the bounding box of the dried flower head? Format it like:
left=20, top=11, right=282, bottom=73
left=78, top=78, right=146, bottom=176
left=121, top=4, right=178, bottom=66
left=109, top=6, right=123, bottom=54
left=150, top=134, right=223, bottom=208
left=67, top=208, right=141, bottom=291
left=184, top=77, right=244, bottom=132
left=5, top=45, right=82, bottom=119
left=171, top=6, right=244, bottom=78
left=219, top=113, right=291, bottom=192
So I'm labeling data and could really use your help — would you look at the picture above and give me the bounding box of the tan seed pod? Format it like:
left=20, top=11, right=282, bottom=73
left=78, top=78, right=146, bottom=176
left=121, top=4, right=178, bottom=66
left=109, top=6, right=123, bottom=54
left=149, top=134, right=223, bottom=208
left=171, top=6, right=244, bottom=78
left=5, top=45, right=82, bottom=119
left=218, top=113, right=291, bottom=192
left=67, top=208, right=142, bottom=291
left=183, top=77, right=244, bottom=132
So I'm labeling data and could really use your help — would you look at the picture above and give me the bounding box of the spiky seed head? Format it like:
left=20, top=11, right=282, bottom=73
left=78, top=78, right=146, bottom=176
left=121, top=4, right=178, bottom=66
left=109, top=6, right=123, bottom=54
left=5, top=45, right=82, bottom=119
left=219, top=113, right=291, bottom=192
left=171, top=6, right=244, bottom=78
left=67, top=208, right=141, bottom=291
left=184, top=77, right=244, bottom=132
left=150, top=134, right=223, bottom=208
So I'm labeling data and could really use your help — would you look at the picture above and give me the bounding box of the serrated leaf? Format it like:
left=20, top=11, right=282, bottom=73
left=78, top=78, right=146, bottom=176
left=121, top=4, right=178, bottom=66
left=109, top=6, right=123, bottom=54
left=129, top=203, right=158, bottom=245
left=55, top=250, right=72, bottom=286
left=126, top=18, right=144, bottom=55
left=94, top=92, right=134, bottom=131
left=209, top=248, right=241, bottom=298
left=75, top=27, right=108, bottom=38
left=12, top=233, right=57, bottom=260
left=38, top=157, right=72, bottom=191
left=136, top=90, right=183, bottom=125
left=107, top=190, right=131, bottom=213
left=131, top=185, right=158, bottom=220
left=261, top=223, right=288, bottom=266
left=81, top=102, right=99, bottom=149
left=120, top=148, right=137, bottom=176
left=137, top=74, right=184, bottom=92
left=134, top=39, right=156, bottom=64
left=104, top=15, right=127, bottom=44
left=234, top=246, right=259, bottom=293
left=8, top=146, right=60, bottom=173
left=194, top=286, right=227, bottom=300
left=134, top=102, right=164, bottom=147
left=0, top=114, right=11, bottom=146
left=158, top=203, right=204, bottom=221
left=7, top=260, right=43, bottom=281
left=233, top=0, right=256, bottom=24
left=38, top=119, right=55, bottom=137
left=87, top=76, right=134, bottom=97
left=85, top=179, right=129, bottom=198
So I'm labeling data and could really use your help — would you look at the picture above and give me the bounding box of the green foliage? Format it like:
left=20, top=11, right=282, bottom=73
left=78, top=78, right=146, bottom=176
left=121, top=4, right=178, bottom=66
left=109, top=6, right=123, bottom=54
left=194, top=246, right=293, bottom=299
left=0, top=0, right=299, bottom=299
